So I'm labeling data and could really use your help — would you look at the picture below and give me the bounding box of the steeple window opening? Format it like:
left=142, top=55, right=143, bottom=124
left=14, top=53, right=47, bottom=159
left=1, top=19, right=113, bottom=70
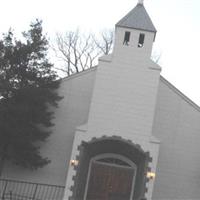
left=138, top=33, right=145, bottom=48
left=123, top=31, right=131, bottom=45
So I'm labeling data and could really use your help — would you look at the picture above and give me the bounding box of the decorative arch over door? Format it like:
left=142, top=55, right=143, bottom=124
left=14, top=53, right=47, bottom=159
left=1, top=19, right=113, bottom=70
left=70, top=136, right=152, bottom=200
left=84, top=154, right=137, bottom=200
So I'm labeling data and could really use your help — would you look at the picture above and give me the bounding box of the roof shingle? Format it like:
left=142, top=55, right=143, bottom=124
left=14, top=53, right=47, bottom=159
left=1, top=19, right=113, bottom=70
left=116, top=3, right=156, bottom=33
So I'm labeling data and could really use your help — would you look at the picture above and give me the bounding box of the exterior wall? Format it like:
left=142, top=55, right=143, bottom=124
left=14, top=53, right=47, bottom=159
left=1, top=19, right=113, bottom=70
left=2, top=58, right=200, bottom=199
left=152, top=77, right=200, bottom=199
left=87, top=41, right=161, bottom=138
left=64, top=25, right=161, bottom=200
left=64, top=128, right=160, bottom=200
left=1, top=69, right=97, bottom=185
left=114, top=27, right=155, bottom=60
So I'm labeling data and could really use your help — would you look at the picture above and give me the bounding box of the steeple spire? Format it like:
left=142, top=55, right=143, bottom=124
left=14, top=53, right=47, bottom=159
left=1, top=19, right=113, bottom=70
left=138, top=0, right=144, bottom=4
left=116, top=2, right=156, bottom=33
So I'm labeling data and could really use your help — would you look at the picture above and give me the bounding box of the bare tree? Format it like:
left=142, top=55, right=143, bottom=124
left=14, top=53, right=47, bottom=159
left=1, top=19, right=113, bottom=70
left=93, top=30, right=114, bottom=55
left=52, top=29, right=114, bottom=76
left=151, top=50, right=162, bottom=64
left=52, top=29, right=161, bottom=76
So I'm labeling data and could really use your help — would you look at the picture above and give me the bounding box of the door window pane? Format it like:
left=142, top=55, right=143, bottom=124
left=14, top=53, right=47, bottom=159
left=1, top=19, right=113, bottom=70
left=86, top=162, right=135, bottom=200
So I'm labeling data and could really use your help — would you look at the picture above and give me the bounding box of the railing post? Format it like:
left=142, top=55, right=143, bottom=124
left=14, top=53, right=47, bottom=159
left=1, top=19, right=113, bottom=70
left=9, top=191, right=12, bottom=200
left=2, top=180, right=8, bottom=200
left=32, top=184, right=38, bottom=200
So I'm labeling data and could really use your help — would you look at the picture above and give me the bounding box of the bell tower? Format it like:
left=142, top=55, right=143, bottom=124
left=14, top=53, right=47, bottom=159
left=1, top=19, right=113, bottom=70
left=87, top=1, right=160, bottom=134
left=114, top=0, right=156, bottom=60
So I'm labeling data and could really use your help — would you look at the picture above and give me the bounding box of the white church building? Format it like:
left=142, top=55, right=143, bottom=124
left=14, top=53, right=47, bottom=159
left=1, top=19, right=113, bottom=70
left=1, top=1, right=200, bottom=200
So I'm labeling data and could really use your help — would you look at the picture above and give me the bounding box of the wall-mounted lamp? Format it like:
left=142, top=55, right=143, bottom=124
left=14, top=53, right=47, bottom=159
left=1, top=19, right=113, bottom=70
left=146, top=172, right=156, bottom=180
left=70, top=159, right=79, bottom=166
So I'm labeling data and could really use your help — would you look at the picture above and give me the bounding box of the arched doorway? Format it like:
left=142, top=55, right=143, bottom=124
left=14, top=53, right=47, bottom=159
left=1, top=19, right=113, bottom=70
left=71, top=137, right=151, bottom=200
left=84, top=154, right=137, bottom=200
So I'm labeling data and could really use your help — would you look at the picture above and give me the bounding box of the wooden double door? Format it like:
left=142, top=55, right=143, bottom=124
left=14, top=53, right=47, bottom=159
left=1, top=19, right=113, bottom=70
left=85, top=161, right=135, bottom=200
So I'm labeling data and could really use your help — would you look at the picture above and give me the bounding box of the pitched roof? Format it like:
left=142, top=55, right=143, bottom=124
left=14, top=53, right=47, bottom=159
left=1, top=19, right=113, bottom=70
left=60, top=68, right=200, bottom=113
left=160, top=76, right=200, bottom=112
left=116, top=3, right=157, bottom=33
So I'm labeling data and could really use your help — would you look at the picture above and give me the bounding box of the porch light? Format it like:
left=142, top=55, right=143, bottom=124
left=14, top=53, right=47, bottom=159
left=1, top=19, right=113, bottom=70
left=70, top=159, right=79, bottom=166
left=146, top=172, right=156, bottom=179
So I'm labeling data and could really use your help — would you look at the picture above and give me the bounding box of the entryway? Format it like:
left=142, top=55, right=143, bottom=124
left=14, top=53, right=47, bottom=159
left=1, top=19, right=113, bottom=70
left=85, top=155, right=136, bottom=200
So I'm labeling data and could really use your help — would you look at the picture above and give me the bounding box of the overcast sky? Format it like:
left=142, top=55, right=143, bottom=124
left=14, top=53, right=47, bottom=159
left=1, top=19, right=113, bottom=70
left=1, top=0, right=200, bottom=105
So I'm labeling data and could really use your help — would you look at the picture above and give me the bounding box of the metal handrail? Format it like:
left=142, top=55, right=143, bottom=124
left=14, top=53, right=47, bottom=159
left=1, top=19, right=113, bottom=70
left=0, top=179, right=65, bottom=200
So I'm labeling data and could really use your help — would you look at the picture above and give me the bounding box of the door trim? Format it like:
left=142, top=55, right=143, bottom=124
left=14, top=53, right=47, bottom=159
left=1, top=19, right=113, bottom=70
left=83, top=153, right=137, bottom=200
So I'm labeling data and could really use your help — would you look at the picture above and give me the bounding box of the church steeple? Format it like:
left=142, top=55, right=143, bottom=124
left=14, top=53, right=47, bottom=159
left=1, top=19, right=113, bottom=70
left=116, top=2, right=156, bottom=34
left=113, top=2, right=157, bottom=59
left=138, top=0, right=144, bottom=5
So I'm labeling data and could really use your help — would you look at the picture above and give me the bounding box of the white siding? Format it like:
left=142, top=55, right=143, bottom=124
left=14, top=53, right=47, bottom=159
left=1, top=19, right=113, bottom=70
left=152, top=77, right=200, bottom=199
left=64, top=24, right=161, bottom=199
